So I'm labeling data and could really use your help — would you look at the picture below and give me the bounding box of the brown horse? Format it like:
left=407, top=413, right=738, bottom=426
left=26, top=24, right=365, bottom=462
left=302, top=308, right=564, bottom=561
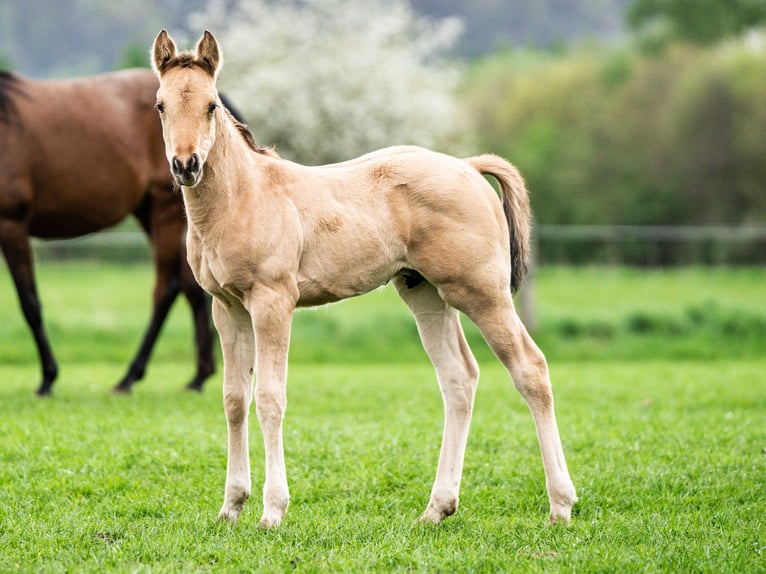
left=152, top=30, right=577, bottom=528
left=0, top=68, right=216, bottom=396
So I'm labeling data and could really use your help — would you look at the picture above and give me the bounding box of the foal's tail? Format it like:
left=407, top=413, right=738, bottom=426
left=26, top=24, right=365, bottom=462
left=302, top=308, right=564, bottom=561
left=465, top=154, right=531, bottom=294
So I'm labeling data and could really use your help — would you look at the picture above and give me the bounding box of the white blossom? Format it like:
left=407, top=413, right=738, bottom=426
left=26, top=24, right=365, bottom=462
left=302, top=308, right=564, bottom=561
left=191, top=0, right=464, bottom=164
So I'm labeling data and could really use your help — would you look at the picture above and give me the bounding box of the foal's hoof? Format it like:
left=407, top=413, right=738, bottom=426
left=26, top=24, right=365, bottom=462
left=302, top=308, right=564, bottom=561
left=217, top=509, right=241, bottom=523
left=185, top=381, right=204, bottom=392
left=416, top=495, right=458, bottom=525
left=112, top=384, right=132, bottom=395
left=549, top=506, right=574, bottom=526
left=415, top=505, right=453, bottom=525
left=258, top=514, right=283, bottom=530
left=548, top=493, right=577, bottom=525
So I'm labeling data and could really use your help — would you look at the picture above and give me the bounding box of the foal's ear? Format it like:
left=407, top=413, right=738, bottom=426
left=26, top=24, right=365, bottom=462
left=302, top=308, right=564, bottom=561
left=196, top=30, right=222, bottom=79
left=152, top=29, right=178, bottom=76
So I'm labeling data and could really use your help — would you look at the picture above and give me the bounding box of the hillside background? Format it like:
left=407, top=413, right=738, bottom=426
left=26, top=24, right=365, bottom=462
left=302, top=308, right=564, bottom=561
left=0, top=0, right=630, bottom=76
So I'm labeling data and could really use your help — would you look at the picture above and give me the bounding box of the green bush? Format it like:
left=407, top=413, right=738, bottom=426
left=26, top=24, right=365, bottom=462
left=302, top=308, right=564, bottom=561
left=464, top=40, right=766, bottom=263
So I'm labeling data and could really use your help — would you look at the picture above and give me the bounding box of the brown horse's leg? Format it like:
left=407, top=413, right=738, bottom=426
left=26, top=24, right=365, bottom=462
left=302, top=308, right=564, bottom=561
left=0, top=219, right=58, bottom=395
left=113, top=195, right=183, bottom=393
left=113, top=256, right=180, bottom=393
left=155, top=193, right=215, bottom=391
left=179, top=259, right=215, bottom=391
left=114, top=193, right=214, bottom=393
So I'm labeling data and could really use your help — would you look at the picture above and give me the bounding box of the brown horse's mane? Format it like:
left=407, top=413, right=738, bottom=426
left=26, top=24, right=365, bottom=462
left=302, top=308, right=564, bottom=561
left=159, top=52, right=278, bottom=159
left=0, top=71, right=26, bottom=126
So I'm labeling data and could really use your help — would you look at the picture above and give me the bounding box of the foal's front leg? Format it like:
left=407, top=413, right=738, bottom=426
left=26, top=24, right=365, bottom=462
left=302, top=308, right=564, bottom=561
left=213, top=299, right=256, bottom=523
left=247, top=284, right=296, bottom=529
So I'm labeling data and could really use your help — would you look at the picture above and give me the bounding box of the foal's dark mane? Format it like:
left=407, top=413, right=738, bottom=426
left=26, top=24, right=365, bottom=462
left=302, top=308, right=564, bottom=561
left=160, top=53, right=277, bottom=158
left=0, top=71, right=25, bottom=126
left=223, top=106, right=278, bottom=158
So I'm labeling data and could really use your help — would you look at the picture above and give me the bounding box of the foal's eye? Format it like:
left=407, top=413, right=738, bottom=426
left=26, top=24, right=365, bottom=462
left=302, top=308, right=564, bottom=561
left=155, top=102, right=165, bottom=113
left=207, top=102, right=218, bottom=115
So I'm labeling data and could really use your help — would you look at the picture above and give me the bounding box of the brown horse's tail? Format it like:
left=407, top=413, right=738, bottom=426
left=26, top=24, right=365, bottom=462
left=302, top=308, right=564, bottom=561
left=465, top=154, right=532, bottom=294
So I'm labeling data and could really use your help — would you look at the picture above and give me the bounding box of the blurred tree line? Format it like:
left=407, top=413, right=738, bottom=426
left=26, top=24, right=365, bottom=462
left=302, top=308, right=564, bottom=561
left=628, top=0, right=766, bottom=46
left=464, top=1, right=766, bottom=263
left=466, top=41, right=766, bottom=227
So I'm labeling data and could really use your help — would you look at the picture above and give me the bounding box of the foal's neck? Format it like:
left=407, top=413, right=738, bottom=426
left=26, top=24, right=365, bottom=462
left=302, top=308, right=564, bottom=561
left=182, top=108, right=259, bottom=231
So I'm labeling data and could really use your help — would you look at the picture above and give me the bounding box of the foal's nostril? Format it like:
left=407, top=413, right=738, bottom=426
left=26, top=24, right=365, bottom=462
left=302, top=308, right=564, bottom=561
left=172, top=156, right=184, bottom=175
left=189, top=153, right=200, bottom=172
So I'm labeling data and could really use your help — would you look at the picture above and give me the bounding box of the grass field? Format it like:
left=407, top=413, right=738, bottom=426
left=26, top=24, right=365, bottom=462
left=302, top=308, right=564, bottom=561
left=1, top=263, right=764, bottom=367
left=0, top=263, right=764, bottom=572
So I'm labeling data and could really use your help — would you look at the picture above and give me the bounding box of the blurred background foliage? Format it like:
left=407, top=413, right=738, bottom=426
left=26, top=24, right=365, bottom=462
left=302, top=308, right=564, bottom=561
left=191, top=0, right=466, bottom=164
left=2, top=0, right=765, bottom=264
left=466, top=41, right=766, bottom=228
left=628, top=0, right=766, bottom=46
left=463, top=0, right=766, bottom=262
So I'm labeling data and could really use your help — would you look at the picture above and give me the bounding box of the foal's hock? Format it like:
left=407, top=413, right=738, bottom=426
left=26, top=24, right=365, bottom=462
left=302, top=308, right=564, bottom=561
left=152, top=29, right=577, bottom=528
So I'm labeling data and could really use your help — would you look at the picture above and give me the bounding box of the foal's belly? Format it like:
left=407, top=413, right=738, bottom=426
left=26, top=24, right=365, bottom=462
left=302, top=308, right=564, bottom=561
left=296, top=260, right=400, bottom=307
left=295, top=214, right=406, bottom=307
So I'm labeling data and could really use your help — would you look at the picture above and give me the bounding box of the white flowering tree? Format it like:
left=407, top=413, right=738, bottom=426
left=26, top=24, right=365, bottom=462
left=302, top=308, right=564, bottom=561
left=191, top=0, right=464, bottom=164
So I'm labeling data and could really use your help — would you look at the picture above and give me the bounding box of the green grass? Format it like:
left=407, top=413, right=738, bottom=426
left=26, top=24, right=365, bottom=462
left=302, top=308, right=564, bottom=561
left=530, top=266, right=766, bottom=361
left=0, top=263, right=764, bottom=370
left=0, top=263, right=765, bottom=572
left=0, top=361, right=764, bottom=572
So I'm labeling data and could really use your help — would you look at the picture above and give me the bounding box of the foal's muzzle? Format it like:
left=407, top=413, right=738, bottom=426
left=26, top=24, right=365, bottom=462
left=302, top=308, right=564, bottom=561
left=171, top=153, right=202, bottom=187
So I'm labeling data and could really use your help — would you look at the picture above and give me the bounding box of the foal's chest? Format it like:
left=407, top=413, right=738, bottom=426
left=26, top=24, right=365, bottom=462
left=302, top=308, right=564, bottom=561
left=189, top=236, right=251, bottom=304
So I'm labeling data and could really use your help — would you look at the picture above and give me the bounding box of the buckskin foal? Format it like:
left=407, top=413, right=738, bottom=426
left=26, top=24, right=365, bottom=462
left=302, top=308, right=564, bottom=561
left=151, top=30, right=576, bottom=528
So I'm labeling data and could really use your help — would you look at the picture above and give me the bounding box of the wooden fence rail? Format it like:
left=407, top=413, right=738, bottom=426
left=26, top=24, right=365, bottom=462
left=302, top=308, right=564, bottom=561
left=535, top=224, right=766, bottom=242
left=516, top=224, right=766, bottom=331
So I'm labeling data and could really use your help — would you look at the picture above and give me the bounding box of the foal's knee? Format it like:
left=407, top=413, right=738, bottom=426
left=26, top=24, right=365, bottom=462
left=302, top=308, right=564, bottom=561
left=255, top=387, right=286, bottom=426
left=223, top=385, right=251, bottom=425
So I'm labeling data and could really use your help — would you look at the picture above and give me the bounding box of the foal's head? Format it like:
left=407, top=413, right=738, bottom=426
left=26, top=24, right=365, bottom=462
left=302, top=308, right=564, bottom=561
left=152, top=30, right=223, bottom=187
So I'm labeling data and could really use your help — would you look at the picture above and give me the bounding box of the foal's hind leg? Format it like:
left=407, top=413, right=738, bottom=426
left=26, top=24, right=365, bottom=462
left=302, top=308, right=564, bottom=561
left=456, top=287, right=577, bottom=523
left=393, top=277, right=480, bottom=524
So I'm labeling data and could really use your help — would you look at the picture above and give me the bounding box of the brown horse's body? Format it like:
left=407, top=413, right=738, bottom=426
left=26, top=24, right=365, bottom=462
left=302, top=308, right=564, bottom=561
left=152, top=31, right=577, bottom=529
left=0, top=69, right=214, bottom=395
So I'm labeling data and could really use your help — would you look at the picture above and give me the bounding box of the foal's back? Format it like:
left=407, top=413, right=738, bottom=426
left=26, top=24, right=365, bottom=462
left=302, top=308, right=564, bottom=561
left=280, top=147, right=509, bottom=306
left=0, top=69, right=169, bottom=237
